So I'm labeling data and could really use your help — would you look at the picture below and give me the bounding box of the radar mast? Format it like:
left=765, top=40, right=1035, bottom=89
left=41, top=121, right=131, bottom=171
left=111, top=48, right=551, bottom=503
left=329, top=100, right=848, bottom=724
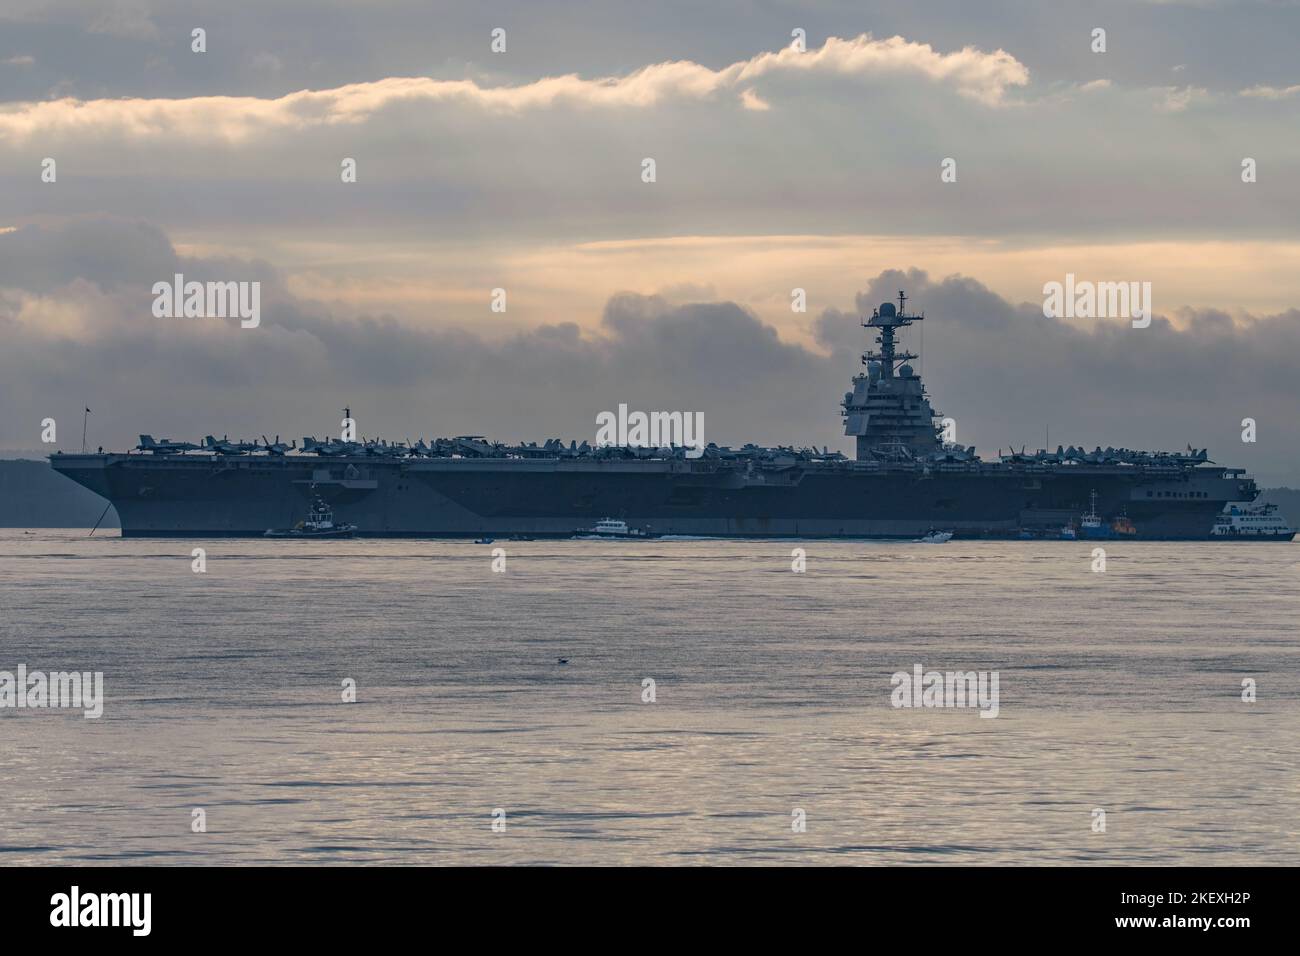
left=863, top=290, right=923, bottom=379
left=841, top=290, right=943, bottom=461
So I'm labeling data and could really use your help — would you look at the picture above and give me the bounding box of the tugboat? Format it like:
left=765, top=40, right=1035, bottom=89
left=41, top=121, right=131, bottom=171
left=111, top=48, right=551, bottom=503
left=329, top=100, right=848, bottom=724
left=265, top=495, right=356, bottom=538
left=1076, top=493, right=1138, bottom=539
left=1211, top=503, right=1297, bottom=541
left=1110, top=511, right=1138, bottom=537
left=573, top=518, right=658, bottom=539
left=1078, top=490, right=1111, bottom=540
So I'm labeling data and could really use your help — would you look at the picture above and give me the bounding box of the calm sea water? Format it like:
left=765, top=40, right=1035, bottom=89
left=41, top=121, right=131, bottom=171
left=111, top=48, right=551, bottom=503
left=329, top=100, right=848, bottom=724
left=0, top=528, right=1297, bottom=865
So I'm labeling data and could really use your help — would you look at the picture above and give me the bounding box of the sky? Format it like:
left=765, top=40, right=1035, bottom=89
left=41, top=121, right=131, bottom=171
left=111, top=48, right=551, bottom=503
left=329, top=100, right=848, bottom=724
left=2, top=0, right=1298, bottom=484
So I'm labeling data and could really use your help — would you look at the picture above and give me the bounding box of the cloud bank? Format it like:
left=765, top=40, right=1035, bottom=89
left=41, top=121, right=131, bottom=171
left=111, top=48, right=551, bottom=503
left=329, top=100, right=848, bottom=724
left=0, top=34, right=1029, bottom=147
left=3, top=219, right=1298, bottom=485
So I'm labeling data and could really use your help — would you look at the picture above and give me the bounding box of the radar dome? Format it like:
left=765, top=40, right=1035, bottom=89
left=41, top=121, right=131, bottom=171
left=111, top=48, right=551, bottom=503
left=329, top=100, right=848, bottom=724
left=899, top=363, right=914, bottom=377
left=878, top=302, right=896, bottom=317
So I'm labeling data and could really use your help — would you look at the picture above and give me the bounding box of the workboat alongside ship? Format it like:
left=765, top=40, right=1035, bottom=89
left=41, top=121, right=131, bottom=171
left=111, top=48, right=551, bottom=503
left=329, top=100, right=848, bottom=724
left=1211, top=503, right=1296, bottom=541
left=50, top=292, right=1269, bottom=540
left=264, top=494, right=356, bottom=538
left=574, top=518, right=659, bottom=540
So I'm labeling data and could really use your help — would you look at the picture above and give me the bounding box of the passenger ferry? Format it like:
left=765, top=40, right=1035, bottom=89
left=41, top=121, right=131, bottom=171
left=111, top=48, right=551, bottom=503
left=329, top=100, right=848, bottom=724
left=1211, top=503, right=1296, bottom=541
left=573, top=518, right=658, bottom=539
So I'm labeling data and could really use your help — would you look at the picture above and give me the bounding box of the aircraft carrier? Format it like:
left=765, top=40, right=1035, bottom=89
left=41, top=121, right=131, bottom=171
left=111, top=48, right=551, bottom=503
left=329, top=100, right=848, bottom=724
left=50, top=293, right=1261, bottom=539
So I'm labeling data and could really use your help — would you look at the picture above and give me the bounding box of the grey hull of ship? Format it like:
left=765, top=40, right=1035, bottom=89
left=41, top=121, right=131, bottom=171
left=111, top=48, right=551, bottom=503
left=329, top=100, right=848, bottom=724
left=50, top=453, right=1257, bottom=540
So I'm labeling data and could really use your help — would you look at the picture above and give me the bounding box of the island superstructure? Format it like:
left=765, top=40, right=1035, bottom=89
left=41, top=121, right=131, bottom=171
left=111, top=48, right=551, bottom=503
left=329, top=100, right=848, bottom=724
left=50, top=292, right=1261, bottom=539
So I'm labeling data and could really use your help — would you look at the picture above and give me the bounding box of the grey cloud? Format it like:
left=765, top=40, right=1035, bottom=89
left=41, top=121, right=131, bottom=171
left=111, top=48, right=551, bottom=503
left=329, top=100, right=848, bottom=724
left=4, top=1, right=1299, bottom=102
left=0, top=220, right=179, bottom=293
left=4, top=16, right=1299, bottom=246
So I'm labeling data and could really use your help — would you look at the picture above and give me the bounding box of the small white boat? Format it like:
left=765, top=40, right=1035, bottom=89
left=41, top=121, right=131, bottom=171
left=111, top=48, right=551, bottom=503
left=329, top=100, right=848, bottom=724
left=573, top=518, right=657, bottom=539
left=919, top=529, right=953, bottom=543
